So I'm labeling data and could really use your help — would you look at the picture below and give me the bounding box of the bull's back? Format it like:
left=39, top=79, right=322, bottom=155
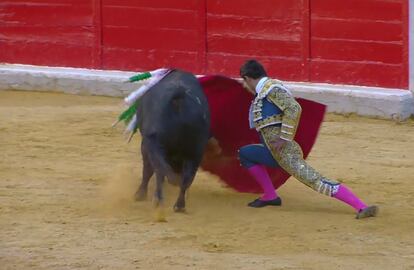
left=138, top=70, right=210, bottom=154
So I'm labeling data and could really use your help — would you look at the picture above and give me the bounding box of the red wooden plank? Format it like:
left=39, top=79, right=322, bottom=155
left=0, top=40, right=95, bottom=68
left=102, top=6, right=199, bottom=29
left=311, top=38, right=403, bottom=64
left=0, top=3, right=93, bottom=26
left=208, top=35, right=302, bottom=57
left=0, top=0, right=90, bottom=5
left=310, top=60, right=405, bottom=88
left=207, top=0, right=303, bottom=19
left=0, top=25, right=94, bottom=44
left=102, top=48, right=204, bottom=73
left=311, top=0, right=403, bottom=21
left=102, top=27, right=200, bottom=51
left=206, top=53, right=307, bottom=81
left=312, top=18, right=403, bottom=42
left=207, top=15, right=302, bottom=40
left=102, top=0, right=201, bottom=11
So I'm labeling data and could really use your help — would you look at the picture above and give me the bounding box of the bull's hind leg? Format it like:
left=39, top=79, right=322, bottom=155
left=135, top=140, right=153, bottom=201
left=174, top=159, right=199, bottom=213
left=142, top=136, right=169, bottom=221
left=153, top=172, right=167, bottom=222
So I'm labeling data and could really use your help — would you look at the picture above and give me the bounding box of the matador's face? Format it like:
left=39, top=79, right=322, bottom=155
left=241, top=77, right=256, bottom=95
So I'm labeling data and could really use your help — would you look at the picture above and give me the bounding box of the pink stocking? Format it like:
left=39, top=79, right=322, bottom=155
left=333, top=184, right=367, bottom=211
left=248, top=165, right=278, bottom=201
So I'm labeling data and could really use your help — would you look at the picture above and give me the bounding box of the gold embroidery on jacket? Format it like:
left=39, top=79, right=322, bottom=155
left=254, top=115, right=282, bottom=131
left=266, top=86, right=301, bottom=141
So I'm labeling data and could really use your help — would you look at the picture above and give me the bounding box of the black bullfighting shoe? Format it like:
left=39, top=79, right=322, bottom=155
left=247, top=197, right=282, bottom=208
left=356, top=205, right=378, bottom=219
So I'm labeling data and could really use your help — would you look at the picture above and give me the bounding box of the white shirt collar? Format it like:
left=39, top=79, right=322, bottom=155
left=255, top=77, right=269, bottom=94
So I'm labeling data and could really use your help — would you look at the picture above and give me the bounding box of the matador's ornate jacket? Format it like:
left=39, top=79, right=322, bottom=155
left=249, top=77, right=340, bottom=197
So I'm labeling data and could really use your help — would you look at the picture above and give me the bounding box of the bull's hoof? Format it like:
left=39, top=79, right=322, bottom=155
left=154, top=207, right=167, bottom=222
left=173, top=201, right=186, bottom=213
left=134, top=190, right=147, bottom=201
left=173, top=205, right=186, bottom=213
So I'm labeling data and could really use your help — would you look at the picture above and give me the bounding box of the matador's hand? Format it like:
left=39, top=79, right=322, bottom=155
left=272, top=138, right=288, bottom=152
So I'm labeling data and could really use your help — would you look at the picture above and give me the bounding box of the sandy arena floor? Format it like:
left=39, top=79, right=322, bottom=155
left=0, top=90, right=414, bottom=270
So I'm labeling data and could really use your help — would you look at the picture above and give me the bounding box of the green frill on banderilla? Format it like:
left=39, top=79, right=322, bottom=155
left=113, top=72, right=151, bottom=142
left=113, top=68, right=170, bottom=143
left=112, top=101, right=140, bottom=143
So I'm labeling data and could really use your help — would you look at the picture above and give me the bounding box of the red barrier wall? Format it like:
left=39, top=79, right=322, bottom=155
left=310, top=0, right=409, bottom=88
left=0, top=0, right=409, bottom=89
left=100, top=0, right=206, bottom=73
left=206, top=0, right=309, bottom=82
left=0, top=1, right=99, bottom=68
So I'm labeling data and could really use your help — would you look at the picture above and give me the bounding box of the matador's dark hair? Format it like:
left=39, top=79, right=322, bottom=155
left=240, top=59, right=267, bottom=79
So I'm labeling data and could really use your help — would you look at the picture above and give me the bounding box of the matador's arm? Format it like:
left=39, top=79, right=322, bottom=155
left=266, top=86, right=302, bottom=141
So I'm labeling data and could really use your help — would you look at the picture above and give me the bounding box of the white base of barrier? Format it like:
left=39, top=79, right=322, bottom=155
left=1, top=64, right=413, bottom=120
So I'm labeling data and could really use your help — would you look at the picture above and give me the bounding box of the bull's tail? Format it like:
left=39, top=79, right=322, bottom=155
left=144, top=136, right=181, bottom=185
left=170, top=89, right=186, bottom=114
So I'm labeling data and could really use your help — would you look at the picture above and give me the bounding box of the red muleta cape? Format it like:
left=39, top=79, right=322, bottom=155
left=198, top=75, right=326, bottom=193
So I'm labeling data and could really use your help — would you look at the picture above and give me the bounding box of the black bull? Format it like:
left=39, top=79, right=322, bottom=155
left=134, top=70, right=211, bottom=214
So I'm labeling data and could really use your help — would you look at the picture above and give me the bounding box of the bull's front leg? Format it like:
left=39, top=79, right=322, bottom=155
left=135, top=140, right=153, bottom=201
left=174, top=159, right=199, bottom=213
